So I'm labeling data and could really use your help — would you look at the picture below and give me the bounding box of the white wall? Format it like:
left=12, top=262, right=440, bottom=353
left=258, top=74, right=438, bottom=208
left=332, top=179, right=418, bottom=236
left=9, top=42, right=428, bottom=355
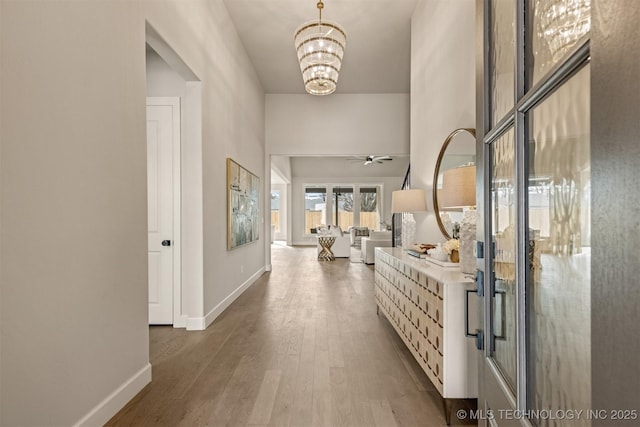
left=271, top=155, right=292, bottom=182
left=266, top=93, right=410, bottom=250
left=267, top=94, right=410, bottom=156
left=410, top=0, right=476, bottom=243
left=291, top=177, right=403, bottom=245
left=0, top=1, right=264, bottom=425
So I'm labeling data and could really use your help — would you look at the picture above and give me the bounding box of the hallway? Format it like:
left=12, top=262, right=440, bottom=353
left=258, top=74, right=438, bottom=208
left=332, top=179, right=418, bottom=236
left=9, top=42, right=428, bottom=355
left=108, top=245, right=471, bottom=426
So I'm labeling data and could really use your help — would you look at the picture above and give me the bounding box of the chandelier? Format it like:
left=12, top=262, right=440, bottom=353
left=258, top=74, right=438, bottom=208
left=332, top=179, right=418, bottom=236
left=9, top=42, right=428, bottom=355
left=294, top=0, right=346, bottom=95
left=536, top=0, right=591, bottom=62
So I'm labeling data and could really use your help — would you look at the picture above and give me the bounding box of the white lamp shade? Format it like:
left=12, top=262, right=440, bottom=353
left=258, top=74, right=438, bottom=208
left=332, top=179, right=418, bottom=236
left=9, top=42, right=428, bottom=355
left=439, top=165, right=476, bottom=209
left=392, top=189, right=427, bottom=213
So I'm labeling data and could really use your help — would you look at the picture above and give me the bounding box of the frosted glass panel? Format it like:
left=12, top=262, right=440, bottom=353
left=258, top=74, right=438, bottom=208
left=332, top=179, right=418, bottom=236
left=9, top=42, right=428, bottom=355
left=490, top=128, right=517, bottom=392
left=529, top=0, right=591, bottom=86
left=528, top=65, right=591, bottom=426
left=490, top=0, right=515, bottom=126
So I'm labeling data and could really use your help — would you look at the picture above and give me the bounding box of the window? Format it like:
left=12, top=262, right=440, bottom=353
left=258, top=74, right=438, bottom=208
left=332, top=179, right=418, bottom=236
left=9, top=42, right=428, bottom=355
left=359, top=187, right=380, bottom=230
left=332, top=186, right=354, bottom=229
left=305, top=187, right=327, bottom=233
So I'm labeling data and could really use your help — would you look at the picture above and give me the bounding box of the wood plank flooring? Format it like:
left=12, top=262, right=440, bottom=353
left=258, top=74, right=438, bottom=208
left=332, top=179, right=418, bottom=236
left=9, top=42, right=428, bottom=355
left=107, top=245, right=476, bottom=426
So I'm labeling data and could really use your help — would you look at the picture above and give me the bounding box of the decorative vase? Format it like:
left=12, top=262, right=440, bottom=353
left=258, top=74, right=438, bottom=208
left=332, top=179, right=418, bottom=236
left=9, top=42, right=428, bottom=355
left=450, top=250, right=459, bottom=263
left=401, top=213, right=416, bottom=250
left=459, top=209, right=477, bottom=274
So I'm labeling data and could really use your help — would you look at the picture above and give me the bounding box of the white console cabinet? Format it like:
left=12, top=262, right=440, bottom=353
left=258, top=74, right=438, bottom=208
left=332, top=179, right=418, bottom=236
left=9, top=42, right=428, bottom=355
left=374, top=248, right=478, bottom=423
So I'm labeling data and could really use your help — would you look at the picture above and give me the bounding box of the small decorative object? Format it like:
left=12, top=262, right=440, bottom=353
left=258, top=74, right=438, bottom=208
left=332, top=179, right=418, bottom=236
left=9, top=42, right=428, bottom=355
left=412, top=243, right=436, bottom=254
left=442, top=239, right=460, bottom=263
left=427, top=243, right=450, bottom=262
left=408, top=243, right=436, bottom=258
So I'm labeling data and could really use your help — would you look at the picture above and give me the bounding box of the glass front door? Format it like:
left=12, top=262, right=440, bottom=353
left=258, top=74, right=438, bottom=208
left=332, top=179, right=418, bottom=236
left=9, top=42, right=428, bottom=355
left=476, top=1, right=591, bottom=425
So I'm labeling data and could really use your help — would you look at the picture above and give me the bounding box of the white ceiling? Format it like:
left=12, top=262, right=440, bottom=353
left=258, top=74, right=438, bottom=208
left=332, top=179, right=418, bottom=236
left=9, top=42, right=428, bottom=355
left=223, top=0, right=419, bottom=94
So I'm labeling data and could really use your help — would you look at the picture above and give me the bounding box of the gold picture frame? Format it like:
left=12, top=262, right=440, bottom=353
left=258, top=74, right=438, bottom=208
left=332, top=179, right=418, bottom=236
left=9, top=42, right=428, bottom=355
left=227, top=158, right=260, bottom=250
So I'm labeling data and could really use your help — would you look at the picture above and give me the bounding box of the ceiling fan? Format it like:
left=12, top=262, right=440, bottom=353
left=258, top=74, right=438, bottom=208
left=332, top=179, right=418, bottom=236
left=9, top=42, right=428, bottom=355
left=348, top=155, right=393, bottom=165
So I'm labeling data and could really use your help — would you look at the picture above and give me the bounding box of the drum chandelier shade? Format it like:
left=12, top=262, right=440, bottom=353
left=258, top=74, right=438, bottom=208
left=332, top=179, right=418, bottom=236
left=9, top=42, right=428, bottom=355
left=294, top=0, right=346, bottom=95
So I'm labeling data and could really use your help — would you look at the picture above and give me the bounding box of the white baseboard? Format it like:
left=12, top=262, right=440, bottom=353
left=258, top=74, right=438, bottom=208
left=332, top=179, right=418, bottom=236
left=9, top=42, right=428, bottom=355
left=186, top=266, right=266, bottom=331
left=74, top=363, right=151, bottom=427
left=265, top=263, right=272, bottom=271
left=292, top=241, right=315, bottom=246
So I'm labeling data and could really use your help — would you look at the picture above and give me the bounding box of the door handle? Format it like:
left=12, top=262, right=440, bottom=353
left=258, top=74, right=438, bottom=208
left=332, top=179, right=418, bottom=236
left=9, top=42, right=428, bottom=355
left=162, top=240, right=171, bottom=247
left=465, top=279, right=483, bottom=351
left=493, top=288, right=507, bottom=342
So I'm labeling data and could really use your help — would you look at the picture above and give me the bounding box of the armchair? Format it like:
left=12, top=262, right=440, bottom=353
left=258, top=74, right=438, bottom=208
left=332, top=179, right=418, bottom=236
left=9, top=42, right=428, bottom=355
left=361, top=231, right=393, bottom=264
left=349, top=227, right=369, bottom=248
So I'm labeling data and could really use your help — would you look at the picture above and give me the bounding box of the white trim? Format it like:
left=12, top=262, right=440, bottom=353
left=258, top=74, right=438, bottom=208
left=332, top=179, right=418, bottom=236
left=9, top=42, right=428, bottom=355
left=171, top=98, right=182, bottom=328
left=265, top=264, right=273, bottom=272
left=147, top=97, right=182, bottom=328
left=186, top=267, right=267, bottom=331
left=180, top=81, right=204, bottom=327
left=73, top=363, right=152, bottom=427
left=292, top=241, right=316, bottom=246
left=175, top=314, right=188, bottom=328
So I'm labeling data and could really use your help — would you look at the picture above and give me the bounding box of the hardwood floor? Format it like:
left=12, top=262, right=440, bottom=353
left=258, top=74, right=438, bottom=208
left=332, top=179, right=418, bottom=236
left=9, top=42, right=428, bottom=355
left=107, top=245, right=476, bottom=426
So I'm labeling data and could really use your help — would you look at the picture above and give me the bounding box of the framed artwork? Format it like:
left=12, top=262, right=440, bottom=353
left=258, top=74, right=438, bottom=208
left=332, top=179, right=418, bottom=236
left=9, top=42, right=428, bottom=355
left=227, top=158, right=260, bottom=250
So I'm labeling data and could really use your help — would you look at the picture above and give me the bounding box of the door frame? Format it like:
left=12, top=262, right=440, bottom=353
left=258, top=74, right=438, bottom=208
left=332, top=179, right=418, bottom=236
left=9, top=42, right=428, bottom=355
left=147, top=96, right=182, bottom=326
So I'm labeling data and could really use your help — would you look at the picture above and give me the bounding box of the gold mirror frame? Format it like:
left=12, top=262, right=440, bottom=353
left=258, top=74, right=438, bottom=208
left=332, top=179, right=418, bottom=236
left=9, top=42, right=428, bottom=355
left=432, top=128, right=476, bottom=239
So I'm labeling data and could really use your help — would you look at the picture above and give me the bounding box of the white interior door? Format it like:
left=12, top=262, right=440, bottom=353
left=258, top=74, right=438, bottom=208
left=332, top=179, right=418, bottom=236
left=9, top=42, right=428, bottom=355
left=147, top=98, right=180, bottom=325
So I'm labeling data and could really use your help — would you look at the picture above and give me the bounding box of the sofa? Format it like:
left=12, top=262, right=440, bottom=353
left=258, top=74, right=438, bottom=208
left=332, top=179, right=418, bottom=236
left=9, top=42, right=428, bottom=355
left=349, top=227, right=369, bottom=248
left=361, top=231, right=393, bottom=264
left=315, top=226, right=351, bottom=258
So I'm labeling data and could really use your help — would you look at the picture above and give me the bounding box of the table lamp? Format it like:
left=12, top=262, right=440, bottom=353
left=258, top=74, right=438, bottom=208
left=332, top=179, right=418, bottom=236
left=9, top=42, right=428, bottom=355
left=440, top=164, right=476, bottom=274
left=392, top=189, right=427, bottom=250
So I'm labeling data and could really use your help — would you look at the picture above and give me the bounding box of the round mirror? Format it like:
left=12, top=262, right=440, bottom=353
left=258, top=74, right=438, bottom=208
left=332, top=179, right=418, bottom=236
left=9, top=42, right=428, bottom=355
left=433, top=128, right=477, bottom=239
